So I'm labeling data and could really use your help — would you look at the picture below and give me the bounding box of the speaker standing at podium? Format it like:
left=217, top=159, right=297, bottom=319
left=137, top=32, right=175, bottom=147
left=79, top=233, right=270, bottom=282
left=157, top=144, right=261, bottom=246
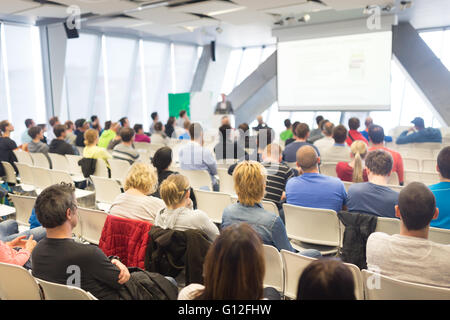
left=214, top=93, right=234, bottom=115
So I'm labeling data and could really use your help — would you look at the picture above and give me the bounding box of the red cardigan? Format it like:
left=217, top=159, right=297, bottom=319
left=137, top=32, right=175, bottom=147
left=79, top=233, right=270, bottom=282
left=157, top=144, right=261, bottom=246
left=346, top=130, right=368, bottom=147
left=336, top=162, right=368, bottom=182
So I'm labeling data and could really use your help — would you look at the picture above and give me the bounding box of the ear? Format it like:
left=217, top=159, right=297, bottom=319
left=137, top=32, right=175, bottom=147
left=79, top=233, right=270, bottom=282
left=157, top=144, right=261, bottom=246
left=394, top=205, right=401, bottom=219
left=432, top=207, right=439, bottom=220
left=436, top=164, right=440, bottom=174
left=278, top=154, right=282, bottom=162
left=66, top=208, right=72, bottom=221
left=317, top=156, right=321, bottom=166
left=185, top=189, right=191, bottom=199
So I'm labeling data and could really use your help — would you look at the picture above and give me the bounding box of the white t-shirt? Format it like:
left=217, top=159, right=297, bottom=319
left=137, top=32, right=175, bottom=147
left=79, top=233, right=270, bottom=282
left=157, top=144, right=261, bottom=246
left=109, top=193, right=166, bottom=223
left=366, top=232, right=450, bottom=288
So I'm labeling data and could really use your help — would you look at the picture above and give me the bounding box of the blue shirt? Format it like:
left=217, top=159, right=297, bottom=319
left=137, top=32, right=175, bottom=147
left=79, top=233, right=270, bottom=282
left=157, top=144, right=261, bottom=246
left=286, top=173, right=347, bottom=212
left=178, top=132, right=190, bottom=140
left=360, top=130, right=392, bottom=142
left=222, top=203, right=295, bottom=252
left=396, top=128, right=442, bottom=144
left=429, top=182, right=450, bottom=230
left=282, top=141, right=320, bottom=162
left=347, top=182, right=399, bottom=218
left=28, top=208, right=42, bottom=229
left=21, top=130, right=32, bottom=144
left=179, top=141, right=218, bottom=181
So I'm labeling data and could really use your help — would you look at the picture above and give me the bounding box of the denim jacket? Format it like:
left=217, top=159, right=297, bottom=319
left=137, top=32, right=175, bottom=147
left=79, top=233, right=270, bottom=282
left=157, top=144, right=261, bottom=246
left=221, top=202, right=295, bottom=252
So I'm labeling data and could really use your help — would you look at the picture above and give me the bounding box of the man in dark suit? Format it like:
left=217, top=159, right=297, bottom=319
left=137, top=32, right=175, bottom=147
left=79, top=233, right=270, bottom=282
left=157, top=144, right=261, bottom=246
left=214, top=93, right=234, bottom=115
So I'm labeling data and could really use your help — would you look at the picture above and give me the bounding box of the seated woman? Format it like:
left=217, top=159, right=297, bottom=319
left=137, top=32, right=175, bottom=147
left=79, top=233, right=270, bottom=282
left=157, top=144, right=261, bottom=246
left=154, top=174, right=219, bottom=242
left=133, top=124, right=150, bottom=143
left=109, top=162, right=165, bottom=222
left=83, top=128, right=112, bottom=167
left=178, top=223, right=280, bottom=300
left=336, top=140, right=368, bottom=183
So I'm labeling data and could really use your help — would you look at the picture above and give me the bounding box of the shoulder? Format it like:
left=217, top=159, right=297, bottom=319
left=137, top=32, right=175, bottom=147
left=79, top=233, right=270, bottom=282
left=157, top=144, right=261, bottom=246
left=367, top=232, right=391, bottom=250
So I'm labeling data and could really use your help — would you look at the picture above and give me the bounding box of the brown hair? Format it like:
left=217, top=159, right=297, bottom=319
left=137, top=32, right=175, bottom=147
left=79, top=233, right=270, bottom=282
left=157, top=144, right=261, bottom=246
left=333, top=125, right=348, bottom=144
left=365, top=149, right=393, bottom=176
left=233, top=161, right=266, bottom=206
left=160, top=174, right=190, bottom=207
left=295, top=123, right=310, bottom=139
left=350, top=140, right=367, bottom=183
left=84, top=129, right=98, bottom=146
left=195, top=223, right=265, bottom=300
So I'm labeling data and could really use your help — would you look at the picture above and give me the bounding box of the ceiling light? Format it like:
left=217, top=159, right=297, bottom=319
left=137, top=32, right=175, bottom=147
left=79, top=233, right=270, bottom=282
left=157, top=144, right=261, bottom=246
left=207, top=7, right=246, bottom=17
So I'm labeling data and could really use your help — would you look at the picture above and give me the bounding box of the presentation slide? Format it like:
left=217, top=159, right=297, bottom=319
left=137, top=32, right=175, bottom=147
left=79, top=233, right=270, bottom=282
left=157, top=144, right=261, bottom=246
left=277, top=31, right=392, bottom=111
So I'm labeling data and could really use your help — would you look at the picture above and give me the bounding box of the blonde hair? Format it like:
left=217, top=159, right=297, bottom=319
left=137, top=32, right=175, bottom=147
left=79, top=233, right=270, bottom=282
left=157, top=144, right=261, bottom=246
left=124, top=162, right=158, bottom=195
left=84, top=129, right=98, bottom=146
left=233, top=161, right=266, bottom=206
left=350, top=140, right=368, bottom=183
left=160, top=174, right=190, bottom=207
left=263, top=143, right=282, bottom=160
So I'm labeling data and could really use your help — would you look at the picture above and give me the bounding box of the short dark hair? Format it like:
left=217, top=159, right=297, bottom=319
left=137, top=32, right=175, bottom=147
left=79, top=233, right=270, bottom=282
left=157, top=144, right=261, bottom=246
left=333, top=125, right=347, bottom=144
left=297, top=259, right=355, bottom=300
left=179, top=110, right=187, bottom=118
left=151, top=112, right=158, bottom=121
left=91, top=115, right=98, bottom=122
left=28, top=126, right=42, bottom=139
left=398, top=182, right=436, bottom=231
left=295, top=123, right=310, bottom=139
left=35, top=183, right=77, bottom=229
left=65, top=120, right=74, bottom=130
left=238, top=123, right=249, bottom=133
left=437, top=146, right=450, bottom=179
left=49, top=116, right=59, bottom=127
left=120, top=127, right=135, bottom=142
left=257, top=128, right=274, bottom=150
left=151, top=147, right=172, bottom=173
left=219, top=124, right=232, bottom=141
left=104, top=121, right=112, bottom=130
left=119, top=117, right=128, bottom=127
left=166, top=117, right=175, bottom=127
left=365, top=150, right=393, bottom=176
left=189, top=123, right=203, bottom=140
left=316, top=115, right=324, bottom=126
left=53, top=124, right=66, bottom=138
left=25, top=119, right=33, bottom=128
left=133, top=124, right=143, bottom=133
left=284, top=119, right=291, bottom=129
left=368, top=125, right=384, bottom=144
left=348, top=117, right=360, bottom=130
left=154, top=121, right=163, bottom=132
left=75, top=119, right=86, bottom=129
left=291, top=121, right=300, bottom=138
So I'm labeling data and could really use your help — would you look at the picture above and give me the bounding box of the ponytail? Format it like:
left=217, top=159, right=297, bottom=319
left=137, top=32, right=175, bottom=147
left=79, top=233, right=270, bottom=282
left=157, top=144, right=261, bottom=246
left=160, top=174, right=189, bottom=207
left=350, top=140, right=367, bottom=183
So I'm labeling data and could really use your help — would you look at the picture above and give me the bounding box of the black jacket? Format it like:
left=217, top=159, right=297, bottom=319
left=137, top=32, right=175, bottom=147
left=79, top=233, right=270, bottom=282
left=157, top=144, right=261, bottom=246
left=78, top=158, right=96, bottom=178
left=49, top=139, right=75, bottom=155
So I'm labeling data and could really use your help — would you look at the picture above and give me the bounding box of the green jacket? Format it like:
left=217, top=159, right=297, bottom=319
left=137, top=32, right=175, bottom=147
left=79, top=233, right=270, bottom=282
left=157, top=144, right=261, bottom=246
left=98, top=129, right=116, bottom=148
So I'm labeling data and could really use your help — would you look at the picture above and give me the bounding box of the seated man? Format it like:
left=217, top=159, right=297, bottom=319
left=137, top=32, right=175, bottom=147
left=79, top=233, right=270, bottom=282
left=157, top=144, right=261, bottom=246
left=320, top=125, right=351, bottom=163
left=314, top=120, right=334, bottom=153
left=366, top=182, right=450, bottom=288
left=286, top=145, right=347, bottom=213
left=396, top=117, right=442, bottom=144
left=307, top=115, right=324, bottom=144
left=28, top=126, right=51, bottom=166
left=345, top=117, right=368, bottom=147
left=429, top=146, right=450, bottom=229
left=282, top=123, right=319, bottom=163
left=346, top=150, right=399, bottom=218
left=112, top=127, right=140, bottom=164
left=280, top=119, right=293, bottom=142
left=49, top=124, right=76, bottom=156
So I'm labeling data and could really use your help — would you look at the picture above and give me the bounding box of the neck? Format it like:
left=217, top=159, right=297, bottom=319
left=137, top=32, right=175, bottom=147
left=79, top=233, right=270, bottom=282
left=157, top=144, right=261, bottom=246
left=296, top=137, right=307, bottom=142
left=32, top=138, right=41, bottom=143
left=372, top=142, right=384, bottom=147
left=126, top=188, right=145, bottom=196
left=305, top=167, right=319, bottom=174
left=122, top=141, right=133, bottom=147
left=400, top=224, right=429, bottom=240
left=2, top=131, right=10, bottom=137
left=46, top=225, right=72, bottom=239
left=57, top=136, right=65, bottom=140
left=169, top=202, right=186, bottom=210
left=369, top=174, right=389, bottom=186
left=440, top=177, right=450, bottom=183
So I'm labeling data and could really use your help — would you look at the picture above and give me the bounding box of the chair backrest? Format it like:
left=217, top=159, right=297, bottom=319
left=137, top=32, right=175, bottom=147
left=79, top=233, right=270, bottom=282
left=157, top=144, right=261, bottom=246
left=0, top=262, right=42, bottom=300
left=90, top=175, right=122, bottom=205
left=403, top=157, right=420, bottom=171
left=48, top=153, right=70, bottom=172
left=420, top=171, right=440, bottom=185
left=36, top=278, right=97, bottom=300
left=147, top=143, right=165, bottom=157
left=429, top=226, right=450, bottom=245
left=343, top=181, right=352, bottom=192
left=217, top=167, right=235, bottom=195
left=65, top=154, right=83, bottom=176
left=194, top=189, right=232, bottom=224
left=386, top=184, right=403, bottom=193
left=286, top=162, right=297, bottom=169
left=1, top=161, right=17, bottom=184
left=343, top=262, right=364, bottom=300
left=29, top=153, right=51, bottom=169
left=30, top=167, right=53, bottom=190
left=320, top=162, right=338, bottom=177
left=362, top=269, right=450, bottom=300
left=49, top=170, right=74, bottom=185
left=15, top=162, right=35, bottom=186
left=77, top=207, right=108, bottom=245
left=263, top=245, right=284, bottom=293
left=178, top=169, right=212, bottom=190
left=7, top=194, right=35, bottom=226
left=93, top=159, right=109, bottom=178
left=108, top=158, right=131, bottom=182
left=280, top=249, right=316, bottom=299
left=387, top=171, right=399, bottom=185
left=375, top=217, right=400, bottom=235
left=261, top=200, right=279, bottom=216
left=282, top=203, right=340, bottom=247
left=13, top=150, right=33, bottom=165
left=422, top=159, right=437, bottom=172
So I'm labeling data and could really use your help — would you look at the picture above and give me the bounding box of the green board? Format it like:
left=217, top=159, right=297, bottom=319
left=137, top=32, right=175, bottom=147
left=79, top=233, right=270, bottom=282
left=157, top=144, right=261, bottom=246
left=168, top=93, right=191, bottom=119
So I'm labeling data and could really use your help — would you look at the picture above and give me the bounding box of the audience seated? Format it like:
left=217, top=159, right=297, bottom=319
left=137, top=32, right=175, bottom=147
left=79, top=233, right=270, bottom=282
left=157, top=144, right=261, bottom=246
left=119, top=117, right=130, bottom=129
left=360, top=116, right=373, bottom=141
left=280, top=119, right=293, bottom=142
left=313, top=120, right=334, bottom=152
left=0, top=120, right=18, bottom=176
left=346, top=150, right=398, bottom=218
left=368, top=125, right=404, bottom=185
left=28, top=126, right=51, bottom=165
left=49, top=124, right=76, bottom=155
left=90, top=115, right=102, bottom=135
left=74, top=119, right=89, bottom=147
left=396, top=117, right=442, bottom=144
left=109, top=162, right=165, bottom=222
left=253, top=115, right=268, bottom=132
left=21, top=118, right=34, bottom=144
left=336, top=140, right=368, bottom=183
left=178, top=120, right=191, bottom=140
left=149, top=112, right=158, bottom=135
left=155, top=174, right=219, bottom=241
left=429, top=146, right=450, bottom=229
left=320, top=125, right=352, bottom=163
left=366, top=182, right=450, bottom=288
left=37, top=124, right=48, bottom=144
left=286, top=145, right=347, bottom=212
left=0, top=233, right=37, bottom=269
left=47, top=116, right=60, bottom=145
left=151, top=122, right=169, bottom=146
left=112, top=127, right=140, bottom=164
left=346, top=117, right=368, bottom=146
left=83, top=129, right=111, bottom=166
left=178, top=223, right=280, bottom=300
left=214, top=124, right=246, bottom=161
left=133, top=124, right=150, bottom=143
left=165, top=117, right=176, bottom=139
left=176, top=110, right=189, bottom=129
left=307, top=115, right=324, bottom=144
left=98, top=121, right=120, bottom=149
left=297, top=259, right=356, bottom=300
left=285, top=121, right=299, bottom=147
left=64, top=120, right=77, bottom=146
left=282, top=123, right=319, bottom=162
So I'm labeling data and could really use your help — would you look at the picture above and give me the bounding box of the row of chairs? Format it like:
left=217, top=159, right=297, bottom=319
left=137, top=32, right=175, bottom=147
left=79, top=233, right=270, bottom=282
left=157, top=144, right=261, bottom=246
left=403, top=157, right=438, bottom=172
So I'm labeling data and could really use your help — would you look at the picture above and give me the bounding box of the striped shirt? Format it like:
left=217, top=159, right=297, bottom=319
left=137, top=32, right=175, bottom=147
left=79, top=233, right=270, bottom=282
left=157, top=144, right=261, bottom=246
left=112, top=143, right=140, bottom=164
left=261, top=162, right=297, bottom=206
left=109, top=193, right=166, bottom=223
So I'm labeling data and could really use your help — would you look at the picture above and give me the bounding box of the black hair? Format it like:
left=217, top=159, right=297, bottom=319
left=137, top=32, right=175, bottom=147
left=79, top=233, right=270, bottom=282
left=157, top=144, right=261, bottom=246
left=28, top=126, right=42, bottom=139
left=348, top=117, right=360, bottom=131
left=75, top=119, right=86, bottom=129
left=120, top=127, right=135, bottom=142
left=151, top=112, right=158, bottom=121
left=119, top=117, right=128, bottom=127
left=316, top=115, right=324, bottom=126
left=134, top=124, right=143, bottom=133
left=25, top=119, right=34, bottom=128
left=152, top=147, right=173, bottom=174
left=284, top=119, right=291, bottom=129
left=53, top=124, right=66, bottom=138
left=437, top=146, right=450, bottom=179
left=368, top=125, right=385, bottom=144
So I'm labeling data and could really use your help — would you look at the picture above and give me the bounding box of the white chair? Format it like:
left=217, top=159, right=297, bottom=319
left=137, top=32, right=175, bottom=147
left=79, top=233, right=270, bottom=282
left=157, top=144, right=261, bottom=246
left=90, top=175, right=122, bottom=212
left=29, top=167, right=53, bottom=191
left=77, top=207, right=108, bottom=245
left=147, top=143, right=165, bottom=157
left=404, top=170, right=421, bottom=185
left=344, top=262, right=364, bottom=300
left=194, top=189, right=232, bottom=224
left=428, top=226, right=450, bottom=245
left=282, top=204, right=340, bottom=255
left=343, top=181, right=353, bottom=192
left=8, top=194, right=36, bottom=226
left=0, top=204, right=16, bottom=218
left=263, top=245, right=284, bottom=294
left=178, top=169, right=213, bottom=191
left=320, top=162, right=338, bottom=177
left=0, top=262, right=42, bottom=300
left=13, top=150, right=33, bottom=166
left=217, top=167, right=235, bottom=195
left=280, top=249, right=316, bottom=299
left=420, top=171, right=440, bottom=185
left=422, top=159, right=437, bottom=172
left=261, top=200, right=279, bottom=216
left=362, top=269, right=450, bottom=300
left=36, top=278, right=97, bottom=300
left=1, top=161, right=17, bottom=184
left=93, top=159, right=110, bottom=178
left=49, top=170, right=95, bottom=205
left=108, top=158, right=131, bottom=183
left=403, top=158, right=420, bottom=171
left=375, top=216, right=400, bottom=235
left=387, top=171, right=400, bottom=185
left=48, top=153, right=70, bottom=172
left=65, top=154, right=83, bottom=176
left=14, top=162, right=36, bottom=192
left=286, top=162, right=297, bottom=169
left=29, top=152, right=51, bottom=169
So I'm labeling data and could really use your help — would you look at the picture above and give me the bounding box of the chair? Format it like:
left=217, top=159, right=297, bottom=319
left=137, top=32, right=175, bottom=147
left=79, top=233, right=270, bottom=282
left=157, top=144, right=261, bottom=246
left=77, top=207, right=108, bottom=245
left=65, top=154, right=83, bottom=176
left=263, top=245, right=284, bottom=294
left=49, top=170, right=95, bottom=205
left=320, top=162, right=338, bottom=177
left=261, top=200, right=279, bottom=216
left=7, top=194, right=36, bottom=226
left=93, top=159, right=110, bottom=178
left=217, top=167, right=235, bottom=195
left=0, top=204, right=16, bottom=218
left=428, top=226, right=450, bottom=245
left=375, top=217, right=400, bottom=235
left=362, top=269, right=450, bottom=300
left=147, top=143, right=165, bottom=157
left=344, top=262, right=364, bottom=300
left=420, top=171, right=440, bottom=185
left=29, top=167, right=53, bottom=191
left=343, top=181, right=352, bottom=192
left=48, top=153, right=70, bottom=172
left=13, top=150, right=34, bottom=166
left=404, top=170, right=421, bottom=185
left=178, top=169, right=213, bottom=191
left=194, top=189, right=232, bottom=224
left=14, top=162, right=36, bottom=191
left=36, top=278, right=97, bottom=300
left=403, top=158, right=420, bottom=171
left=422, top=159, right=437, bottom=172
left=280, top=249, right=316, bottom=299
left=387, top=171, right=399, bottom=185
left=1, top=161, right=17, bottom=184
left=29, top=153, right=51, bottom=169
left=386, top=184, right=403, bottom=193
left=286, top=162, right=297, bottom=169
left=108, top=158, right=131, bottom=183
left=0, top=262, right=42, bottom=300
left=90, top=175, right=122, bottom=212
left=282, top=204, right=340, bottom=255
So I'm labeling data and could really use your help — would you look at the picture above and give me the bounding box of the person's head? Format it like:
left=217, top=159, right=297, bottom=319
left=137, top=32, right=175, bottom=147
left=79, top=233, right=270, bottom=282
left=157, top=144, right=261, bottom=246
left=333, top=125, right=347, bottom=144
left=291, top=121, right=300, bottom=138
left=233, top=161, right=266, bottom=206
left=119, top=117, right=129, bottom=128
left=295, top=123, right=310, bottom=140
left=411, top=117, right=425, bottom=130
left=189, top=122, right=203, bottom=142
left=110, top=122, right=120, bottom=133
left=284, top=119, right=292, bottom=129
left=104, top=121, right=112, bottom=130
left=124, top=162, right=158, bottom=195
left=151, top=147, right=172, bottom=174
left=368, top=125, right=385, bottom=145
left=160, top=174, right=190, bottom=208
left=28, top=126, right=43, bottom=141
left=316, top=115, right=324, bottom=127
left=238, top=123, right=249, bottom=134
left=49, top=116, right=60, bottom=128
left=220, top=115, right=230, bottom=126
left=133, top=124, right=144, bottom=135
left=166, top=116, right=175, bottom=127
left=296, top=145, right=320, bottom=173
left=365, top=149, right=393, bottom=179
left=0, top=120, right=13, bottom=134
left=34, top=183, right=78, bottom=231
left=54, top=124, right=67, bottom=139
left=183, top=120, right=191, bottom=131
left=75, top=119, right=87, bottom=131
left=437, top=146, right=450, bottom=180
left=154, top=121, right=164, bottom=133
left=25, top=118, right=35, bottom=129
left=364, top=117, right=373, bottom=129
left=219, top=124, right=232, bottom=141
left=120, top=127, right=135, bottom=144
left=396, top=182, right=438, bottom=233
left=350, top=140, right=368, bottom=183
left=196, top=223, right=265, bottom=300
left=297, top=259, right=356, bottom=300
left=348, top=117, right=360, bottom=131
left=84, top=129, right=99, bottom=146
left=256, top=128, right=274, bottom=151
left=179, top=110, right=187, bottom=119
left=221, top=93, right=226, bottom=102
left=322, top=121, right=334, bottom=137
left=151, top=112, right=158, bottom=122
left=91, top=115, right=98, bottom=125
left=65, top=120, right=74, bottom=131
left=262, top=143, right=282, bottom=163
left=257, top=115, right=263, bottom=124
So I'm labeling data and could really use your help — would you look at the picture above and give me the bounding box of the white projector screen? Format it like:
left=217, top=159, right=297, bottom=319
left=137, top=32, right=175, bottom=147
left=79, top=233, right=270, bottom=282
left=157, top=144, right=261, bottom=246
left=277, top=31, right=392, bottom=111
